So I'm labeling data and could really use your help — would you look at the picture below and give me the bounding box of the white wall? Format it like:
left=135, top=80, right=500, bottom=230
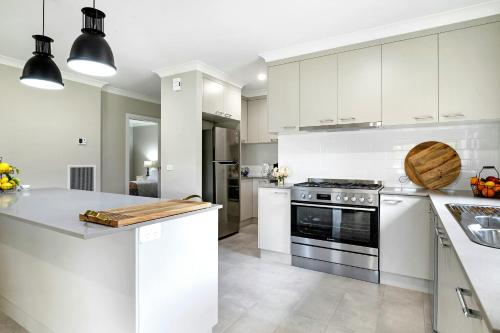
left=279, top=123, right=500, bottom=189
left=161, top=71, right=203, bottom=199
left=101, top=92, right=161, bottom=194
left=0, top=64, right=101, bottom=189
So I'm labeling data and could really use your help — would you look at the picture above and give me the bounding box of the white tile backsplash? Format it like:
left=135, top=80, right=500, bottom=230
left=278, top=123, right=500, bottom=190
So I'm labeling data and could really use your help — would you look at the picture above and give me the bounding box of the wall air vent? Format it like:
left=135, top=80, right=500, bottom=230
left=68, top=165, right=96, bottom=191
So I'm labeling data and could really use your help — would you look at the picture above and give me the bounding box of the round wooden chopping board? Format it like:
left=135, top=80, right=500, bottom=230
left=404, top=141, right=461, bottom=189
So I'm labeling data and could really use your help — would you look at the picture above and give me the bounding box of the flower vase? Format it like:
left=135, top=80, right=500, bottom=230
left=277, top=178, right=285, bottom=187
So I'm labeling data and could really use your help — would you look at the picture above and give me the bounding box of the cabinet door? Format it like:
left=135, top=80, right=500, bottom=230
left=247, top=100, right=261, bottom=143
left=268, top=62, right=300, bottom=132
left=338, top=46, right=381, bottom=124
left=382, top=35, right=438, bottom=125
left=258, top=188, right=291, bottom=254
left=240, top=179, right=253, bottom=221
left=252, top=179, right=259, bottom=217
left=300, top=55, right=338, bottom=127
left=202, top=78, right=224, bottom=116
left=240, top=99, right=248, bottom=143
left=439, top=22, right=500, bottom=122
left=380, top=195, right=432, bottom=280
left=223, top=84, right=241, bottom=121
left=437, top=220, right=484, bottom=333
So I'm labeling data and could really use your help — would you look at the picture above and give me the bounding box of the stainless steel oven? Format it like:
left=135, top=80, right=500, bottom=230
left=290, top=179, right=382, bottom=283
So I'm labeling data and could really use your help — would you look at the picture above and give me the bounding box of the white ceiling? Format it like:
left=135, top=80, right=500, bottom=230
left=1, top=0, right=499, bottom=101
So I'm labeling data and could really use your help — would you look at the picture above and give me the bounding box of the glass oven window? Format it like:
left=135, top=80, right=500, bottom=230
left=292, top=204, right=378, bottom=248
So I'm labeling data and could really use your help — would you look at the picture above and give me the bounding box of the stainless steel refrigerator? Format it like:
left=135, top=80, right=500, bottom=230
left=202, top=127, right=240, bottom=239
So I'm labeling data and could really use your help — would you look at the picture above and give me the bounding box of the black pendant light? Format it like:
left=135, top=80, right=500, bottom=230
left=67, top=0, right=116, bottom=77
left=20, top=0, right=64, bottom=90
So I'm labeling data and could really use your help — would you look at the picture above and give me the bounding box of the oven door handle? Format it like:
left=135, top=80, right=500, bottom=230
left=291, top=202, right=376, bottom=212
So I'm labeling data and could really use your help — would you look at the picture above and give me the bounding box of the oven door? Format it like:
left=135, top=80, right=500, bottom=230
left=291, top=201, right=378, bottom=249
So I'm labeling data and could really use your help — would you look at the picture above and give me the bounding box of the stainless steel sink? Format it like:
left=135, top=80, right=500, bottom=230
left=446, top=204, right=500, bottom=249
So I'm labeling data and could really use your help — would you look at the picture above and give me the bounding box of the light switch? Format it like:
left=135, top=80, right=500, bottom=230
left=172, top=78, right=182, bottom=92
left=78, top=138, right=87, bottom=145
left=166, top=164, right=174, bottom=171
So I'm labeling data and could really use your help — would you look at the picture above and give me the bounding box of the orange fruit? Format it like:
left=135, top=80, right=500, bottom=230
left=485, top=181, right=496, bottom=188
left=470, top=177, right=479, bottom=185
left=477, top=181, right=485, bottom=191
left=494, top=185, right=500, bottom=193
left=482, top=188, right=495, bottom=198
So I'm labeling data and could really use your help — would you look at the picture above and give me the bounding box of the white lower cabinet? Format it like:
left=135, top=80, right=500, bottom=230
left=258, top=187, right=291, bottom=254
left=435, top=214, right=488, bottom=333
left=380, top=195, right=433, bottom=281
left=240, top=178, right=253, bottom=221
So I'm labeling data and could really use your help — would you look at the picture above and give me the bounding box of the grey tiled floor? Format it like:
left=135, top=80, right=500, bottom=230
left=0, top=222, right=432, bottom=333
left=216, top=222, right=433, bottom=333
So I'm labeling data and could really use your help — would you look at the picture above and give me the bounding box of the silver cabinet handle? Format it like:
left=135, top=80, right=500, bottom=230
left=270, top=138, right=278, bottom=143
left=339, top=117, right=356, bottom=122
left=435, top=227, right=449, bottom=248
left=413, top=115, right=434, bottom=121
left=273, top=191, right=289, bottom=195
left=382, top=199, right=403, bottom=205
left=319, top=119, right=335, bottom=124
left=455, top=288, right=482, bottom=320
left=282, top=126, right=297, bottom=130
left=442, top=113, right=465, bottom=119
left=224, top=113, right=232, bottom=118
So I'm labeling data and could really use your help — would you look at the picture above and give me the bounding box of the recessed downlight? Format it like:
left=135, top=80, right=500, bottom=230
left=257, top=73, right=267, bottom=81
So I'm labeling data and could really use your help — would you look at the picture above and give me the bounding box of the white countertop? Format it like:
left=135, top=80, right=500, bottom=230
left=0, top=188, right=221, bottom=240
left=428, top=192, right=500, bottom=333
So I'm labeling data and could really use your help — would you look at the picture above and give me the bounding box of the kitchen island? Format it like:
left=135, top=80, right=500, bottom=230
left=0, top=188, right=220, bottom=333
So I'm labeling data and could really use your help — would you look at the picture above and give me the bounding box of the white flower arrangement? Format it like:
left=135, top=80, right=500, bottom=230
left=272, top=167, right=289, bottom=185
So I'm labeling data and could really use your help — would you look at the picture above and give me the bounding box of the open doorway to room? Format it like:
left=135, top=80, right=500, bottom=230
left=125, top=114, right=160, bottom=198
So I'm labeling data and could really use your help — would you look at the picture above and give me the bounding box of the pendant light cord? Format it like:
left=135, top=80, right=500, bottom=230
left=42, top=0, right=45, bottom=35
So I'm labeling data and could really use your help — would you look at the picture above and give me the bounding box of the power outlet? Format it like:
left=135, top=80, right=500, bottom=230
left=78, top=138, right=87, bottom=145
left=139, top=224, right=162, bottom=243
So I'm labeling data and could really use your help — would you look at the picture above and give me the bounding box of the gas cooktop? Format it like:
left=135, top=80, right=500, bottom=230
left=294, top=179, right=383, bottom=191
left=292, top=178, right=384, bottom=207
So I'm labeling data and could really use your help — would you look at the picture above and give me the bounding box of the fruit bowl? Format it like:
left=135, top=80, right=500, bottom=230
left=470, top=166, right=500, bottom=199
left=0, top=158, right=21, bottom=193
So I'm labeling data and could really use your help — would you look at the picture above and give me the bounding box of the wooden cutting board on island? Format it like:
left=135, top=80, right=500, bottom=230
left=80, top=200, right=212, bottom=227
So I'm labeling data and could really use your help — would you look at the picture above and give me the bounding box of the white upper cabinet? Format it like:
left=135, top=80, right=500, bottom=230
left=439, top=22, right=500, bottom=122
left=382, top=35, right=438, bottom=125
left=202, top=77, right=241, bottom=120
left=240, top=99, right=248, bottom=143
left=338, top=46, right=382, bottom=125
left=268, top=62, right=300, bottom=132
left=247, top=98, right=273, bottom=143
left=202, top=78, right=224, bottom=116
left=223, top=84, right=241, bottom=121
left=299, top=55, right=338, bottom=127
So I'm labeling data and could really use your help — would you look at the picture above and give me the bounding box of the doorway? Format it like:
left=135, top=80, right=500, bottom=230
left=125, top=114, right=160, bottom=198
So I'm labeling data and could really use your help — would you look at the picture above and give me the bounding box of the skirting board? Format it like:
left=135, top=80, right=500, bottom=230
left=0, top=295, right=51, bottom=333
left=381, top=271, right=432, bottom=294
left=260, top=249, right=292, bottom=265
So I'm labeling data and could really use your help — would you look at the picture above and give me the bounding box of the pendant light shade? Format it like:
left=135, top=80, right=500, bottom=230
left=67, top=7, right=116, bottom=77
left=20, top=1, right=64, bottom=90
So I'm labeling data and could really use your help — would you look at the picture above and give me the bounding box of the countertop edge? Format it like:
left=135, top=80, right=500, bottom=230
left=0, top=204, right=223, bottom=240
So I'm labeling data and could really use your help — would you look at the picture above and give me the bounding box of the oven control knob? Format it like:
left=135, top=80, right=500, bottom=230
left=308, top=194, right=312, bottom=199
left=359, top=197, right=365, bottom=203
left=367, top=197, right=373, bottom=203
left=343, top=196, right=349, bottom=202
left=301, top=193, right=306, bottom=199
left=350, top=196, right=357, bottom=202
left=336, top=195, right=341, bottom=201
